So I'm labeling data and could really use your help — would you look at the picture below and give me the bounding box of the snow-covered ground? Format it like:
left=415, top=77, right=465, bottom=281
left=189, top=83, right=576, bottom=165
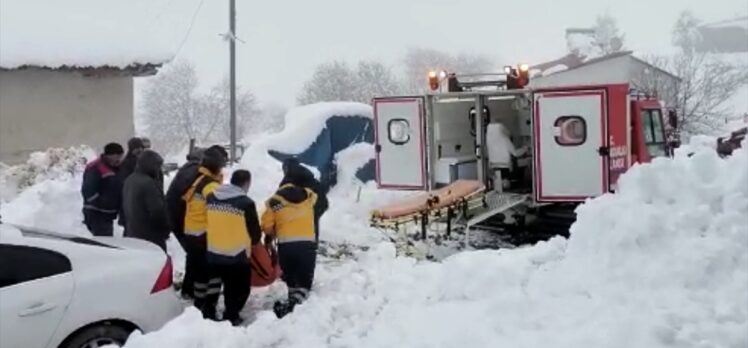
left=1, top=103, right=746, bottom=348
left=118, top=141, right=748, bottom=348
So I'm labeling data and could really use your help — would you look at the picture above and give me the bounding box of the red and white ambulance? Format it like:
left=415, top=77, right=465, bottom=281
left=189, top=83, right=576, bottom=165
left=370, top=66, right=677, bottom=241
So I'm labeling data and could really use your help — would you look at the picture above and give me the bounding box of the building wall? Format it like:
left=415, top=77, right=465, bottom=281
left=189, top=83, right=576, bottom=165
left=529, top=55, right=680, bottom=107
left=0, top=68, right=134, bottom=164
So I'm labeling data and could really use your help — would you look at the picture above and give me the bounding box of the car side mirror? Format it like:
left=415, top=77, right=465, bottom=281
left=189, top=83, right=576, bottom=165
left=667, top=110, right=678, bottom=129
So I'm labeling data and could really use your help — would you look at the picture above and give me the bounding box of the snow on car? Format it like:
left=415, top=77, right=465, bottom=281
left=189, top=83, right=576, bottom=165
left=0, top=225, right=183, bottom=348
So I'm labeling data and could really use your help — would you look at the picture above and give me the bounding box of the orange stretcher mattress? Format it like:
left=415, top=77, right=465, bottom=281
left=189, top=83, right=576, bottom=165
left=372, top=180, right=484, bottom=219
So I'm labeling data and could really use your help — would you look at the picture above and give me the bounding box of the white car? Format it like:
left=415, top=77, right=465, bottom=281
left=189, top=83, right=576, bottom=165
left=0, top=224, right=184, bottom=348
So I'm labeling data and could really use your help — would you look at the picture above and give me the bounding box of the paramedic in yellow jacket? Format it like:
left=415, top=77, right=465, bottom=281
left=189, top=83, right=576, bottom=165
left=261, top=163, right=318, bottom=319
left=202, top=170, right=261, bottom=325
left=182, top=147, right=225, bottom=312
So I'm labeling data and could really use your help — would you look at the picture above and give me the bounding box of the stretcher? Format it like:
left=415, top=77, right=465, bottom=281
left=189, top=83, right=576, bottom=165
left=370, top=180, right=487, bottom=237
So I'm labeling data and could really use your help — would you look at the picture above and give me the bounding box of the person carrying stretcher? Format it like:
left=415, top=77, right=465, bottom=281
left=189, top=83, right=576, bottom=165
left=262, top=162, right=319, bottom=318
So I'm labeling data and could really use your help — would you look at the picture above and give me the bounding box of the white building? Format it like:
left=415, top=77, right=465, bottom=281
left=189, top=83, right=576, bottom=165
left=0, top=0, right=177, bottom=164
left=529, top=51, right=681, bottom=107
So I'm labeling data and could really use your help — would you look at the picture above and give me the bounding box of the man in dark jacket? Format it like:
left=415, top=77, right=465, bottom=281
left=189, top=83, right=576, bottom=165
left=81, top=143, right=125, bottom=236
left=119, top=137, right=145, bottom=180
left=122, top=150, right=170, bottom=251
left=118, top=137, right=146, bottom=233
left=166, top=147, right=204, bottom=250
left=280, top=158, right=329, bottom=244
left=203, top=170, right=261, bottom=325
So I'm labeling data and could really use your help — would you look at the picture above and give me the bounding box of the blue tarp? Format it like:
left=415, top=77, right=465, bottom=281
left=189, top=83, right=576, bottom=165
left=268, top=115, right=375, bottom=189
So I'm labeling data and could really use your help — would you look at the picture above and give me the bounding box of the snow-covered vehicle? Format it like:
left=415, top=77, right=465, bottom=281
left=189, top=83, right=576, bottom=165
left=0, top=225, right=182, bottom=348
left=370, top=66, right=677, bottom=243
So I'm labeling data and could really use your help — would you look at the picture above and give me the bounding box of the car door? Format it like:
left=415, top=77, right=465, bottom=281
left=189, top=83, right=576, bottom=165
left=0, top=244, right=75, bottom=348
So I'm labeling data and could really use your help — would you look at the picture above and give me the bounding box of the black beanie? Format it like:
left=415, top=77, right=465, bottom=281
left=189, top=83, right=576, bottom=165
left=202, top=147, right=226, bottom=174
left=127, top=137, right=145, bottom=151
left=104, top=143, right=124, bottom=155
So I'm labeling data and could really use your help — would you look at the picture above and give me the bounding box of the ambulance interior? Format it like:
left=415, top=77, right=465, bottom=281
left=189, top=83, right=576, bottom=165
left=430, top=94, right=533, bottom=192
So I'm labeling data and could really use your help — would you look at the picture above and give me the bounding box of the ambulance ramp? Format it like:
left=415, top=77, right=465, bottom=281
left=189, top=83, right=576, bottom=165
left=370, top=180, right=485, bottom=230
left=465, top=192, right=529, bottom=248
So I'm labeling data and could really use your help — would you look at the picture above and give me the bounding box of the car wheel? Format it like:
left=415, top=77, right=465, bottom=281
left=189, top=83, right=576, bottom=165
left=61, top=324, right=132, bottom=348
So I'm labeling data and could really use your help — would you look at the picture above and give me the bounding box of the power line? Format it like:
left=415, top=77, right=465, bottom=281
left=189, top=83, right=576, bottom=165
left=173, top=0, right=206, bottom=58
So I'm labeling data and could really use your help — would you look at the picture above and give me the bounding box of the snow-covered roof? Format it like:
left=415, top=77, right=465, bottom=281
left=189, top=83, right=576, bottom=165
left=0, top=0, right=181, bottom=71
left=540, top=51, right=680, bottom=81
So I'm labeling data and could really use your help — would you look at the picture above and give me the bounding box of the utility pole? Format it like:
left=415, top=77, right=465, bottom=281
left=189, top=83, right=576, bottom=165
left=229, top=0, right=237, bottom=163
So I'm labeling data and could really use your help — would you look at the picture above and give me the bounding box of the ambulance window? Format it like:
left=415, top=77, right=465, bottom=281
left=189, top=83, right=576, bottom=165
left=641, top=109, right=667, bottom=157
left=388, top=118, right=411, bottom=145
left=554, top=116, right=587, bottom=146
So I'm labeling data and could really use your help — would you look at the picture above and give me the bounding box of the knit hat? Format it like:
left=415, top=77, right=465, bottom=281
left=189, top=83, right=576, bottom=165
left=103, top=143, right=124, bottom=155
left=127, top=137, right=145, bottom=151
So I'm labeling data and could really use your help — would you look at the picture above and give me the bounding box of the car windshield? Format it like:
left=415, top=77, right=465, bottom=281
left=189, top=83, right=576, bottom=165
left=17, top=227, right=119, bottom=249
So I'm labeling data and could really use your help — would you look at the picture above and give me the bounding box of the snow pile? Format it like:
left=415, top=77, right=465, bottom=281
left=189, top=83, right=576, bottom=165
left=121, top=143, right=747, bottom=347
left=0, top=0, right=188, bottom=69
left=331, top=143, right=375, bottom=192
left=0, top=146, right=95, bottom=201
left=263, top=102, right=372, bottom=155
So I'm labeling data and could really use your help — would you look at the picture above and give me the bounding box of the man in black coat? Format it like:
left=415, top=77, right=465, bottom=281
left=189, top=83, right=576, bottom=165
left=81, top=143, right=125, bottom=236
left=118, top=137, right=145, bottom=232
left=280, top=158, right=329, bottom=244
left=122, top=150, right=170, bottom=251
left=119, top=138, right=145, bottom=181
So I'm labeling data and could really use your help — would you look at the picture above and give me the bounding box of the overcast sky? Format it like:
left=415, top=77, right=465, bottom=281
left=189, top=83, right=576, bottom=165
left=137, top=0, right=747, bottom=107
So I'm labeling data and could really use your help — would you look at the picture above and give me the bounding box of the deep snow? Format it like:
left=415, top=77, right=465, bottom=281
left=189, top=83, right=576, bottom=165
left=2, top=104, right=746, bottom=347
left=112, top=141, right=748, bottom=348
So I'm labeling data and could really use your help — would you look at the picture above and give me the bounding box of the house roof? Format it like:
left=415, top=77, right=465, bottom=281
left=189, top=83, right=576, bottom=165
left=554, top=51, right=681, bottom=81
left=0, top=0, right=186, bottom=73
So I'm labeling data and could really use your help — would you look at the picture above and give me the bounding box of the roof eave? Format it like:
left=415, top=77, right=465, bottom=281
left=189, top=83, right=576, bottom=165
left=0, top=63, right=163, bottom=77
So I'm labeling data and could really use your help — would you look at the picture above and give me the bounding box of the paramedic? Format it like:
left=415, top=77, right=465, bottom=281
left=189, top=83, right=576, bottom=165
left=81, top=143, right=124, bottom=236
left=485, top=122, right=528, bottom=191
left=202, top=170, right=262, bottom=325
left=182, top=147, right=226, bottom=311
left=166, top=145, right=227, bottom=299
left=279, top=158, right=329, bottom=244
left=262, top=164, right=318, bottom=318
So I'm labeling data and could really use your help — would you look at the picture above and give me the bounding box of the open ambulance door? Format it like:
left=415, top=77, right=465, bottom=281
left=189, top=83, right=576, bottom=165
left=373, top=97, right=427, bottom=190
left=533, top=87, right=609, bottom=202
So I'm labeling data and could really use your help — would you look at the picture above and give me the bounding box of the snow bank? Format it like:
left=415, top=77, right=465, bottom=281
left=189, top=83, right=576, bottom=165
left=263, top=102, right=372, bottom=155
left=123, top=142, right=747, bottom=348
left=331, top=143, right=374, bottom=192
left=236, top=103, right=400, bottom=247
left=0, top=146, right=95, bottom=201
left=0, top=0, right=187, bottom=69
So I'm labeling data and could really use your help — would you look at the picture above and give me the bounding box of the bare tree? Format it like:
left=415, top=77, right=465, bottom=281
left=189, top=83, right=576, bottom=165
left=256, top=102, right=287, bottom=134
left=591, top=13, right=625, bottom=56
left=635, top=11, right=748, bottom=135
left=565, top=12, right=625, bottom=60
left=402, top=47, right=494, bottom=93
left=141, top=61, right=203, bottom=154
left=297, top=60, right=401, bottom=105
left=296, top=61, right=358, bottom=105
left=141, top=60, right=261, bottom=154
left=353, top=60, right=402, bottom=103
